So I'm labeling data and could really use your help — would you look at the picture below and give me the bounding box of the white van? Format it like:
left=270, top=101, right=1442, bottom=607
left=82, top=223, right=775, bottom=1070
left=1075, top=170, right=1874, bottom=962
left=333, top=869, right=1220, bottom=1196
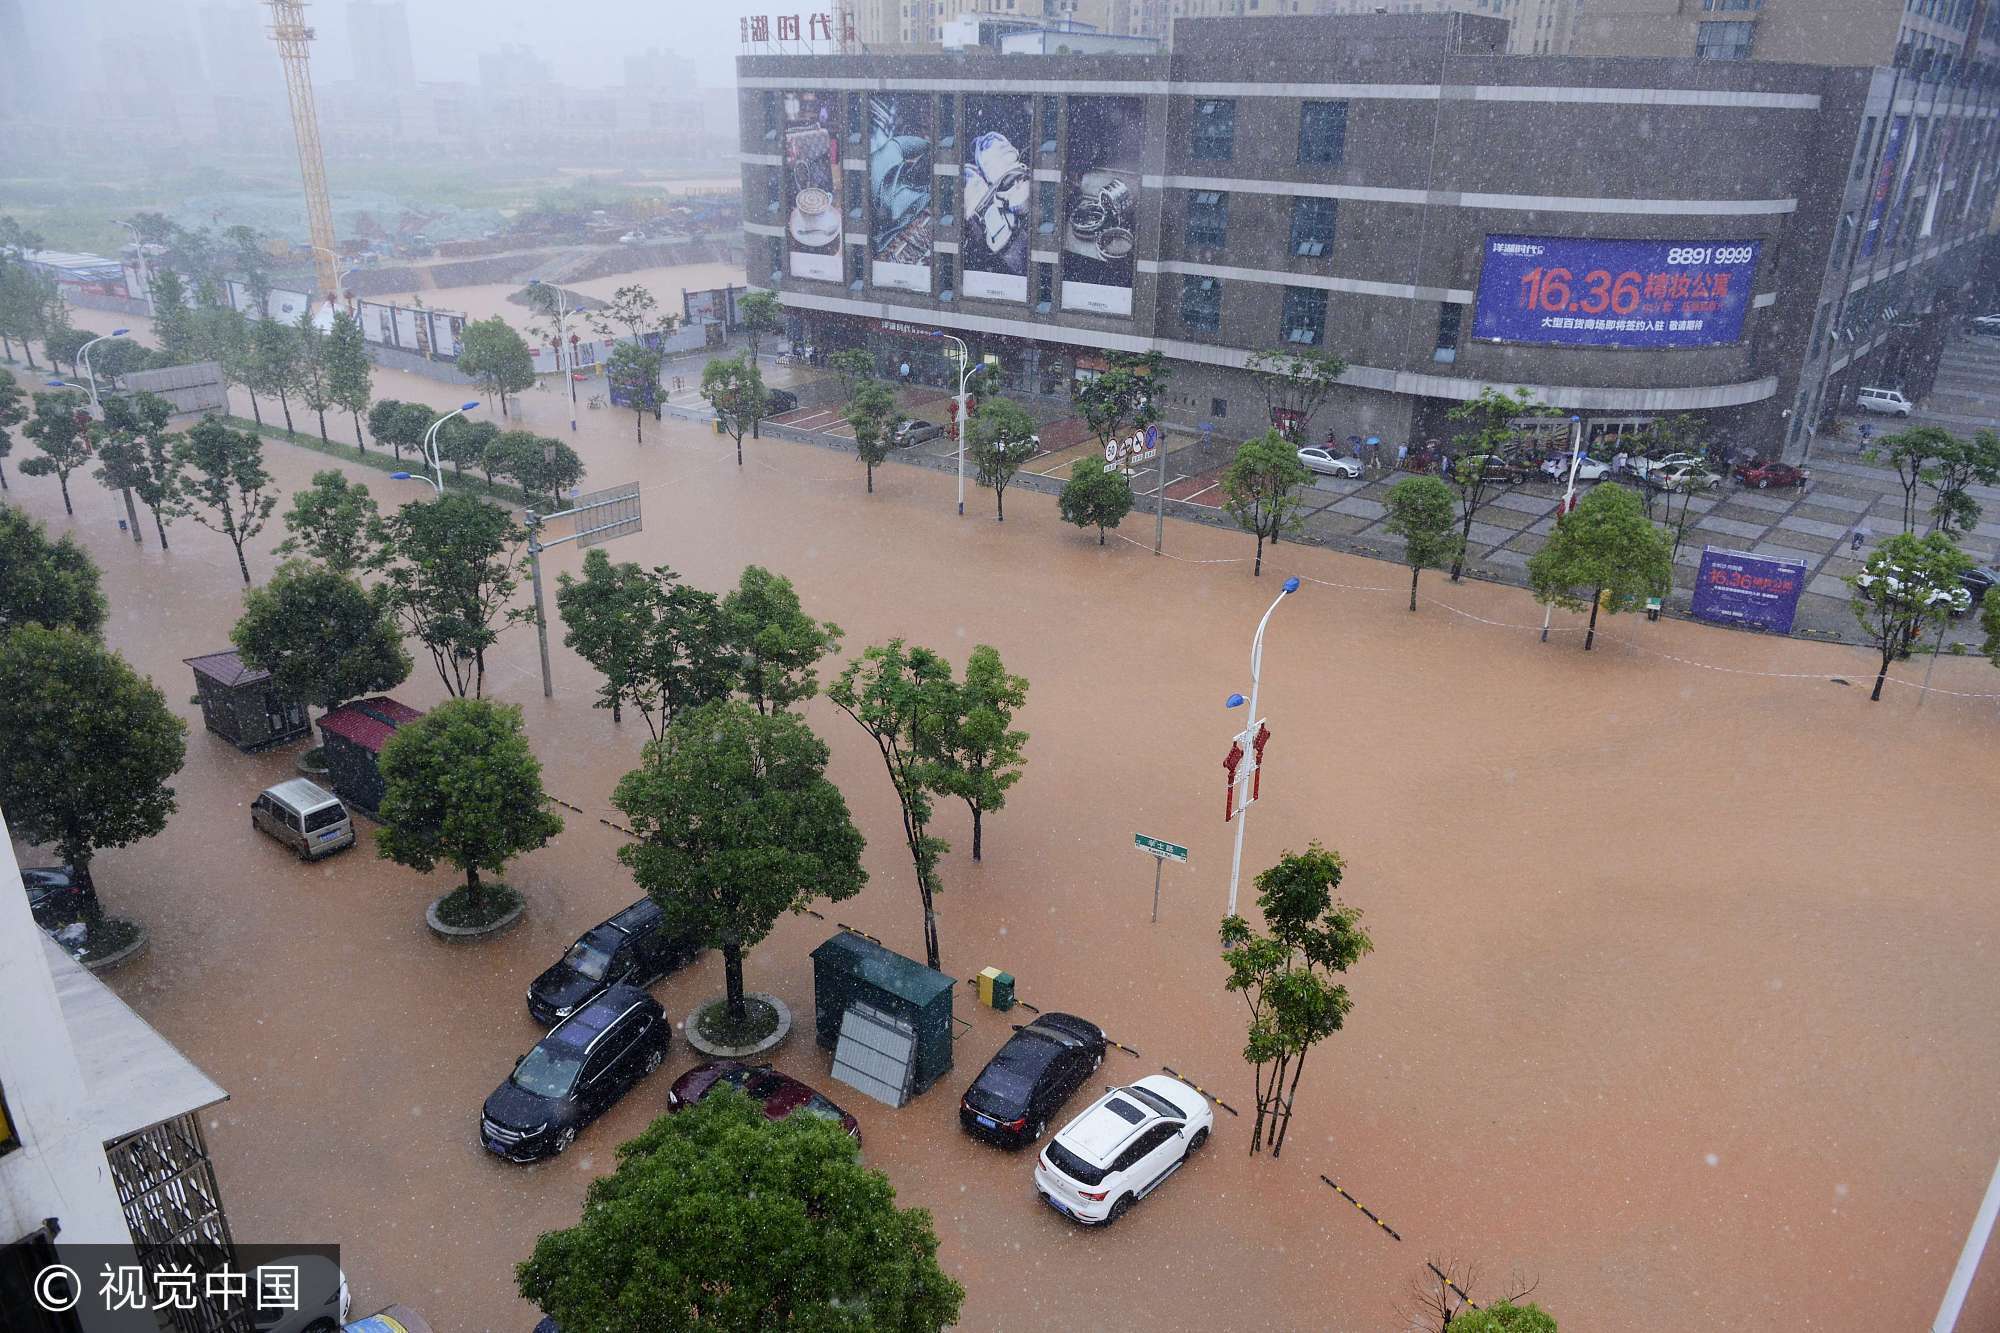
left=1857, top=387, right=1913, bottom=417
left=252, top=779, right=355, bottom=860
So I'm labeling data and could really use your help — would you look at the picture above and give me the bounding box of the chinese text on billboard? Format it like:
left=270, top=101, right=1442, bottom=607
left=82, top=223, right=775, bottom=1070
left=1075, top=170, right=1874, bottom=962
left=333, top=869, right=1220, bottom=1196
left=1472, top=236, right=1761, bottom=349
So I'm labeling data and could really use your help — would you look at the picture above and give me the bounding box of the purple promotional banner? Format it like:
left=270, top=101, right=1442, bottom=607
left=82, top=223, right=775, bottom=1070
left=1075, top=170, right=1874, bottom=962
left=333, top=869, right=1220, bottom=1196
left=1471, top=235, right=1761, bottom=349
left=1690, top=547, right=1806, bottom=633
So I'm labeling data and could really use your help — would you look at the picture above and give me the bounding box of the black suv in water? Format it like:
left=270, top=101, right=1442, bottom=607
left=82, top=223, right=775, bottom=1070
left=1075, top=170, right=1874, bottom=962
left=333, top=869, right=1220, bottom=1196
left=527, top=897, right=703, bottom=1025
left=959, top=1011, right=1107, bottom=1147
left=482, top=984, right=669, bottom=1161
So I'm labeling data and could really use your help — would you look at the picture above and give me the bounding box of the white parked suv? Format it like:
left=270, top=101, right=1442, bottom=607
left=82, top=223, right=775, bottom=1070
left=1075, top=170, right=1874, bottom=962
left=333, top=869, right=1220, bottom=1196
left=1857, top=387, right=1913, bottom=416
left=1033, top=1074, right=1213, bottom=1225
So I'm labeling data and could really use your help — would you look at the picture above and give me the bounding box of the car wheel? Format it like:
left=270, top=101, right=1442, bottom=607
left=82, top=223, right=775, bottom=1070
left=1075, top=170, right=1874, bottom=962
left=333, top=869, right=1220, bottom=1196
left=1757, top=478, right=1770, bottom=489
left=553, top=1126, right=576, bottom=1155
left=1189, top=1128, right=1209, bottom=1152
left=643, top=1047, right=664, bottom=1076
left=1105, top=1194, right=1133, bottom=1225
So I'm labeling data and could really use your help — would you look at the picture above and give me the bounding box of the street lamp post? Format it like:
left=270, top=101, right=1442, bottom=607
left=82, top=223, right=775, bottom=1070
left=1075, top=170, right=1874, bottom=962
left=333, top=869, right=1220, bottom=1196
left=531, top=279, right=579, bottom=434
left=390, top=400, right=479, bottom=497
left=1541, top=415, right=1583, bottom=644
left=922, top=329, right=972, bottom=515
left=77, top=330, right=128, bottom=413
left=119, top=222, right=153, bottom=318
left=1223, top=575, right=1301, bottom=918
left=56, top=329, right=139, bottom=544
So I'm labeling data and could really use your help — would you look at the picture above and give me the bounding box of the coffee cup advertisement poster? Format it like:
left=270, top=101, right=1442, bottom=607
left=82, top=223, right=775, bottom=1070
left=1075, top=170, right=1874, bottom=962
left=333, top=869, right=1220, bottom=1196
left=784, top=91, right=843, bottom=282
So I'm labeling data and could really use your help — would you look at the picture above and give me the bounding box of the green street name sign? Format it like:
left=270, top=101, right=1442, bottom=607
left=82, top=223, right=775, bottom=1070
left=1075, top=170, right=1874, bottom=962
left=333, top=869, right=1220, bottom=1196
left=1134, top=833, right=1188, bottom=863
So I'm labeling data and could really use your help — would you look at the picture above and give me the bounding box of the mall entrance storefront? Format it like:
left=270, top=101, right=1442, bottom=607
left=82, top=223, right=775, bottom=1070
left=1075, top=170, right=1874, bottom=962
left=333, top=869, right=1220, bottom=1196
left=792, top=311, right=1075, bottom=401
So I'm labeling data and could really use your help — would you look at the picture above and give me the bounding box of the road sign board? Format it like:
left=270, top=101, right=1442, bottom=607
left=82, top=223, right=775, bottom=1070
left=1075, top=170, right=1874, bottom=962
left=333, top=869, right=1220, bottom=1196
left=1134, top=833, right=1188, bottom=863
left=570, top=482, right=643, bottom=548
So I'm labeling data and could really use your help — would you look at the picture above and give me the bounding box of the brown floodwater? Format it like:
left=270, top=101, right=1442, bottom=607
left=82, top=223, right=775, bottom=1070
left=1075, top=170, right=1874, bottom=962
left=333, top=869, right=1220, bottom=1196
left=19, top=307, right=2000, bottom=1331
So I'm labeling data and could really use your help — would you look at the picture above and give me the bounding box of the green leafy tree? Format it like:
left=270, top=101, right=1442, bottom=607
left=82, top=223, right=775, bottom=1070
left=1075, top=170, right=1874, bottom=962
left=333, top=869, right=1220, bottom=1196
left=44, top=325, right=94, bottom=378
left=174, top=417, right=279, bottom=585
left=1219, top=842, right=1373, bottom=1157
left=456, top=316, right=535, bottom=419
left=967, top=395, right=1038, bottom=522
left=737, top=288, right=781, bottom=366
left=1865, top=424, right=1952, bottom=534
left=1382, top=475, right=1461, bottom=611
left=250, top=313, right=301, bottom=434
left=1220, top=430, right=1312, bottom=576
left=325, top=308, right=374, bottom=452
left=0, top=506, right=106, bottom=636
left=924, top=645, right=1027, bottom=862
left=1446, top=386, right=1555, bottom=580
left=90, top=339, right=158, bottom=384
left=1660, top=458, right=1720, bottom=563
left=276, top=469, right=382, bottom=569
left=0, top=626, right=187, bottom=890
left=375, top=698, right=562, bottom=916
left=376, top=494, right=527, bottom=698
left=1848, top=531, right=1972, bottom=701
left=722, top=564, right=842, bottom=715
left=830, top=642, right=958, bottom=970
left=1526, top=482, right=1674, bottom=652
left=433, top=416, right=500, bottom=483
left=829, top=347, right=876, bottom=397
left=615, top=700, right=866, bottom=1025
left=20, top=390, right=94, bottom=516
left=231, top=561, right=410, bottom=722
left=589, top=283, right=677, bottom=342
left=1983, top=582, right=2000, bottom=670
left=515, top=1089, right=962, bottom=1332
left=1070, top=349, right=1166, bottom=454
left=1406, top=1259, right=1548, bottom=1332
left=1927, top=428, right=2000, bottom=537
left=397, top=400, right=441, bottom=471
left=701, top=352, right=768, bottom=467
left=1449, top=1303, right=1559, bottom=1333
left=1057, top=455, right=1134, bottom=545
left=0, top=252, right=48, bottom=366
left=556, top=556, right=734, bottom=738
left=605, top=340, right=664, bottom=443
left=200, top=304, right=259, bottom=426
left=366, top=398, right=410, bottom=460
left=149, top=268, right=200, bottom=365
left=1244, top=348, right=1348, bottom=443
left=95, top=392, right=184, bottom=549
left=845, top=377, right=897, bottom=493
left=293, top=310, right=335, bottom=442
left=556, top=549, right=653, bottom=726
left=0, top=367, right=25, bottom=491
left=494, top=432, right=585, bottom=510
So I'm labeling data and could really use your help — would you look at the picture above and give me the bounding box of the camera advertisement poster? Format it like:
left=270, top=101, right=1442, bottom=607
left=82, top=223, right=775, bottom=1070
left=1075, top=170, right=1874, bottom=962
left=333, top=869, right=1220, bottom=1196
left=1062, top=95, right=1144, bottom=316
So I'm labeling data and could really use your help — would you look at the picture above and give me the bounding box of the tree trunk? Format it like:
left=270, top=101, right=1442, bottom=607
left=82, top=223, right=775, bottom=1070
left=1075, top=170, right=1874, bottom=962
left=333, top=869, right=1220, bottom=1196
left=316, top=408, right=329, bottom=443
left=122, top=488, right=142, bottom=544
left=277, top=389, right=295, bottom=434
left=1585, top=589, right=1601, bottom=651
left=1270, top=1048, right=1313, bottom=1158
left=866, top=462, right=874, bottom=494
left=248, top=394, right=263, bottom=426
left=1872, top=643, right=1892, bottom=701
left=1098, top=524, right=1106, bottom=545
left=57, top=475, right=73, bottom=515
left=1408, top=565, right=1420, bottom=611
left=971, top=804, right=983, bottom=862
left=723, top=938, right=747, bottom=1026
left=464, top=863, right=484, bottom=917
left=353, top=413, right=366, bottom=454
left=232, top=536, right=251, bottom=585
left=152, top=506, right=170, bottom=550
left=1253, top=531, right=1264, bottom=576
left=0, top=458, right=8, bottom=490
left=22, top=342, right=37, bottom=370
left=1248, top=1057, right=1273, bottom=1155
left=996, top=489, right=1005, bottom=522
left=1450, top=513, right=1472, bottom=581
left=736, top=432, right=744, bottom=467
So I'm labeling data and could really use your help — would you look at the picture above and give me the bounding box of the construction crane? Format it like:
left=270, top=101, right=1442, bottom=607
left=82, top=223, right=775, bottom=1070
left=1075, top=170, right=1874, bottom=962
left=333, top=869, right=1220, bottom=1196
left=265, top=0, right=340, bottom=305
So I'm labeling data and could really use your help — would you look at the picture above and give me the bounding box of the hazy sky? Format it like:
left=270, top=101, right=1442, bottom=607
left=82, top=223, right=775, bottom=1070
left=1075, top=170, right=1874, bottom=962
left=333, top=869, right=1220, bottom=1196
left=26, top=0, right=779, bottom=89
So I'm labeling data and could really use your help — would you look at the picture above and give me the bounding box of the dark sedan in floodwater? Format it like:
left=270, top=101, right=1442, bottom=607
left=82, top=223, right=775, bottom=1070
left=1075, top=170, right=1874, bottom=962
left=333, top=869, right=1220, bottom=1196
left=959, top=1011, right=1107, bottom=1147
left=482, top=985, right=669, bottom=1161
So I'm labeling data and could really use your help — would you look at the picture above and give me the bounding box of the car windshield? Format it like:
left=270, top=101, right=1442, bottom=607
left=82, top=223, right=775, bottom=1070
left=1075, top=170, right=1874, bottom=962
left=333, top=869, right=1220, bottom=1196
left=561, top=939, right=614, bottom=981
left=1045, top=1139, right=1109, bottom=1186
left=974, top=1042, right=1052, bottom=1108
left=1125, top=1084, right=1191, bottom=1119
left=511, top=1046, right=583, bottom=1098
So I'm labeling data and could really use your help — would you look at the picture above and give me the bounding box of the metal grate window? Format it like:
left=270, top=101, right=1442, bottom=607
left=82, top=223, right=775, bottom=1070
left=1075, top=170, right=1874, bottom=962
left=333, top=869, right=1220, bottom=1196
left=1281, top=286, right=1327, bottom=345
left=1191, top=98, right=1236, bottom=161
left=1180, top=275, right=1222, bottom=332
left=1184, top=191, right=1229, bottom=249
left=1290, top=196, right=1337, bottom=257
left=1298, top=100, right=1348, bottom=166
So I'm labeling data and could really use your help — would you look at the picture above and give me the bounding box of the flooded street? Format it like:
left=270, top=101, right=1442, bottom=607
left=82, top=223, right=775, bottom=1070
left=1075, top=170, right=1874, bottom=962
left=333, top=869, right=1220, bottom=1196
left=13, top=319, right=2000, bottom=1330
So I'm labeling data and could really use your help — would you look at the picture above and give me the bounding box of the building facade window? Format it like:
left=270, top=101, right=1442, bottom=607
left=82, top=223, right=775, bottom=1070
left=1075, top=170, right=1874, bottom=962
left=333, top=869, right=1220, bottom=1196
left=1854, top=116, right=1877, bottom=180
left=1290, top=196, right=1337, bottom=256
left=763, top=92, right=779, bottom=139
left=1298, top=100, right=1349, bottom=166
left=1040, top=95, right=1060, bottom=153
left=768, top=237, right=784, bottom=282
left=846, top=92, right=864, bottom=142
left=849, top=245, right=866, bottom=290
left=1037, top=263, right=1055, bottom=312
left=767, top=168, right=783, bottom=214
left=1695, top=19, right=1756, bottom=58
left=939, top=253, right=956, bottom=301
left=1211, top=397, right=1228, bottom=418
left=1181, top=275, right=1222, bottom=332
left=1433, top=302, right=1463, bottom=362
left=1184, top=190, right=1229, bottom=249
left=938, top=93, right=957, bottom=146
left=1700, top=0, right=1759, bottom=10
left=1281, top=286, right=1327, bottom=344
left=1191, top=98, right=1236, bottom=161
left=1039, top=184, right=1057, bottom=235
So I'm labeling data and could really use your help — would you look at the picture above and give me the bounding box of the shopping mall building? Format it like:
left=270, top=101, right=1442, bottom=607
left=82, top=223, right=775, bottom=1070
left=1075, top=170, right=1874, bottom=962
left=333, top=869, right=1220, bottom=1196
left=737, top=12, right=2000, bottom=458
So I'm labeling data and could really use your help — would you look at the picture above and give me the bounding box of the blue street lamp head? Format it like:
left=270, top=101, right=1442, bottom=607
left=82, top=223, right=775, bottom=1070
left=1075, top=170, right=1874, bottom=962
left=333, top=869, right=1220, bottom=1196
left=460, top=400, right=480, bottom=412
left=1226, top=693, right=1246, bottom=709
left=390, top=471, right=413, bottom=480
left=46, top=380, right=65, bottom=388
left=1282, top=577, right=1301, bottom=594
left=110, top=328, right=129, bottom=337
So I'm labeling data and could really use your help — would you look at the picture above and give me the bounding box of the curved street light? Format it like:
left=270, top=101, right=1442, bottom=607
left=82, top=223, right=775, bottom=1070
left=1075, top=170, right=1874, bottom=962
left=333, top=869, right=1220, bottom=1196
left=529, top=279, right=579, bottom=434
left=1223, top=575, right=1301, bottom=917
left=392, top=401, right=480, bottom=497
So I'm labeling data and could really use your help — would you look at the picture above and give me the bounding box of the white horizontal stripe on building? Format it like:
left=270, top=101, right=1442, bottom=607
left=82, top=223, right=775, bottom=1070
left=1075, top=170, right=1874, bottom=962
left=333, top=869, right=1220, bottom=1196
left=740, top=152, right=780, bottom=166
left=1752, top=292, right=1777, bottom=308
left=1143, top=173, right=1797, bottom=216
left=743, top=222, right=784, bottom=237
left=762, top=286, right=1778, bottom=409
left=1138, top=258, right=1473, bottom=304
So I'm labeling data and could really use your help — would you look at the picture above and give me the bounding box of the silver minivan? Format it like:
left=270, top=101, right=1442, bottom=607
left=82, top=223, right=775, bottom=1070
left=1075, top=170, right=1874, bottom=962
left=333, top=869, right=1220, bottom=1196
left=252, top=778, right=355, bottom=860
left=1857, top=386, right=1913, bottom=416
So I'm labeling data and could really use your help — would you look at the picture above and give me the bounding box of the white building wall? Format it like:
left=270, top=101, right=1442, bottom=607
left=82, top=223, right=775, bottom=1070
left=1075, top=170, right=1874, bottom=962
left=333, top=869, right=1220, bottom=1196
left=0, top=814, right=129, bottom=1246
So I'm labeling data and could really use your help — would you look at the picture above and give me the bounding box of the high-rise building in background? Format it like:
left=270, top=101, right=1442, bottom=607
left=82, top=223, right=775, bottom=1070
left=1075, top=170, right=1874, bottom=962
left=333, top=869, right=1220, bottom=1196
left=200, top=3, right=282, bottom=93
left=347, top=0, right=415, bottom=87
left=479, top=43, right=555, bottom=89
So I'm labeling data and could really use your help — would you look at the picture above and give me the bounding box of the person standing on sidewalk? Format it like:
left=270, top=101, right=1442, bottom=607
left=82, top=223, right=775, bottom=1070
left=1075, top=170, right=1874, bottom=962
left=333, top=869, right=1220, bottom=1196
left=1851, top=522, right=1872, bottom=554
left=1396, top=441, right=1408, bottom=472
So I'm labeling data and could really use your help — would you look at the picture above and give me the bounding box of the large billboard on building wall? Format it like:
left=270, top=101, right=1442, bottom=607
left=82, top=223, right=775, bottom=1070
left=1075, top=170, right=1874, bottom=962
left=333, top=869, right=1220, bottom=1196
left=783, top=90, right=842, bottom=283
left=1062, top=95, right=1144, bottom=316
left=1470, top=235, right=1761, bottom=349
left=868, top=93, right=934, bottom=294
left=961, top=95, right=1033, bottom=303
left=1861, top=114, right=1908, bottom=259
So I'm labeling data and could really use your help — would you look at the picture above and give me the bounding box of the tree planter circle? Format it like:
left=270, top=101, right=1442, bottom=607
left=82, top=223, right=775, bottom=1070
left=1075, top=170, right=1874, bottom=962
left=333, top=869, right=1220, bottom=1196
left=77, top=919, right=150, bottom=973
left=295, top=746, right=332, bottom=778
left=683, top=993, right=792, bottom=1059
left=425, top=886, right=525, bottom=941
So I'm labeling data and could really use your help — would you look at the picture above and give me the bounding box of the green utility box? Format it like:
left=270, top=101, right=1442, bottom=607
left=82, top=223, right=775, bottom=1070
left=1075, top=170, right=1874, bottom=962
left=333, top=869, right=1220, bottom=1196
left=810, top=931, right=956, bottom=1097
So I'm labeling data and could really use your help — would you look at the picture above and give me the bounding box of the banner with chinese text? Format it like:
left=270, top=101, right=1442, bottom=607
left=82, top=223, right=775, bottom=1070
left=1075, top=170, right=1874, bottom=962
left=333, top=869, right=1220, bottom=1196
left=1472, top=235, right=1761, bottom=349
left=1690, top=547, right=1806, bottom=633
